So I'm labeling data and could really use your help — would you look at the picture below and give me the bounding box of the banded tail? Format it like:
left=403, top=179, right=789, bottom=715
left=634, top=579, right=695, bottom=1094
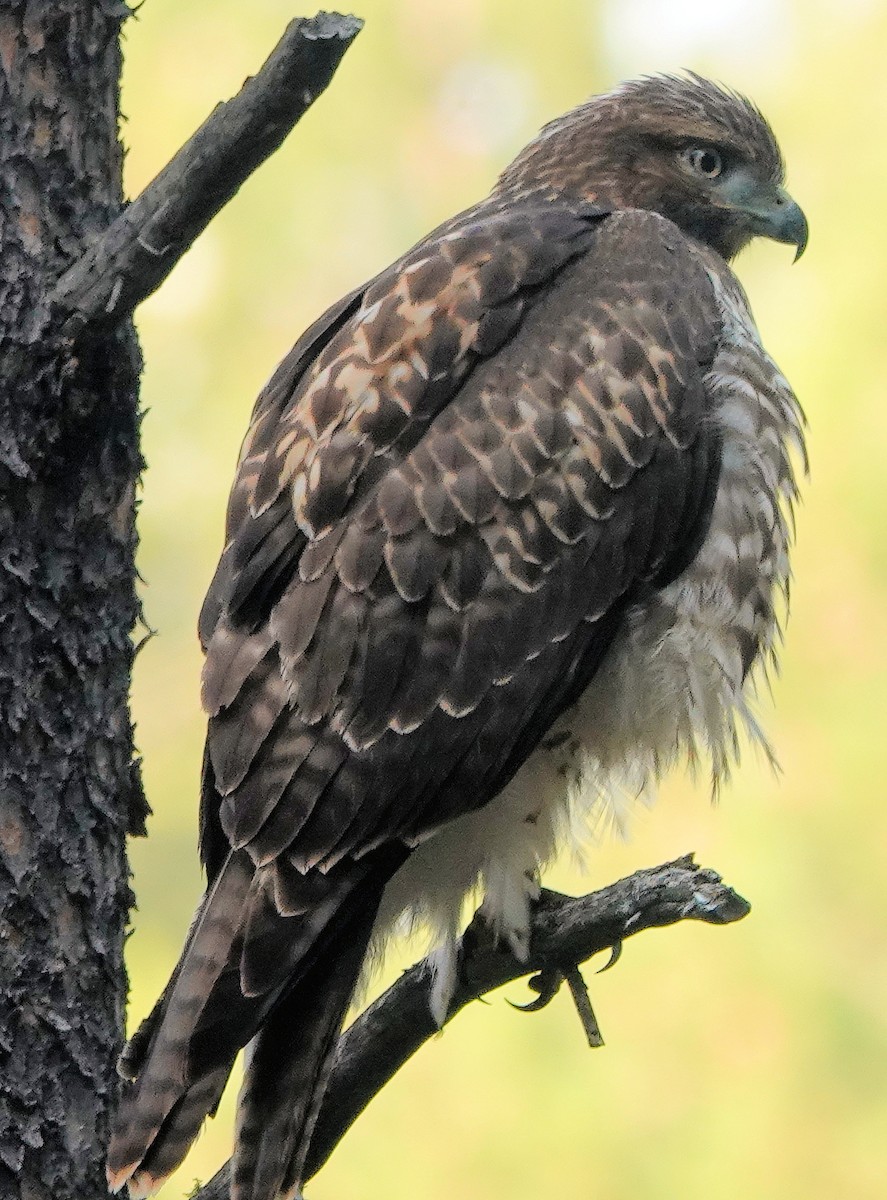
left=107, top=847, right=403, bottom=1199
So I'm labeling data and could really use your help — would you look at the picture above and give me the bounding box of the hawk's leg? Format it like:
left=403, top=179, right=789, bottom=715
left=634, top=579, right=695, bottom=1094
left=509, top=888, right=623, bottom=1048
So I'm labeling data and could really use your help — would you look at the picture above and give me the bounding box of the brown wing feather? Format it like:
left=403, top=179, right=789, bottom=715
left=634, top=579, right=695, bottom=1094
left=202, top=207, right=723, bottom=887
left=198, top=284, right=367, bottom=648
left=111, top=202, right=725, bottom=1200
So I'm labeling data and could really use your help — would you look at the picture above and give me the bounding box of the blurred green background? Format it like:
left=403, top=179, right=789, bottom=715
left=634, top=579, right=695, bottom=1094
left=120, top=1, right=887, bottom=1197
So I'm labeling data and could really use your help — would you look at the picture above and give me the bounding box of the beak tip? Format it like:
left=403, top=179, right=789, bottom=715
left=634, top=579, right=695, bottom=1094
left=782, top=196, right=808, bottom=262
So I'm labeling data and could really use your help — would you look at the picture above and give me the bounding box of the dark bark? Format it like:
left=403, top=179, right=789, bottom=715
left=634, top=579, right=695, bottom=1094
left=195, top=856, right=750, bottom=1199
left=0, top=8, right=362, bottom=1198
left=0, top=3, right=143, bottom=1197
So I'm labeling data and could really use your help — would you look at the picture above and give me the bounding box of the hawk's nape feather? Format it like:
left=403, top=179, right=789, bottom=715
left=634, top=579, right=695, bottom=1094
left=109, top=73, right=805, bottom=1200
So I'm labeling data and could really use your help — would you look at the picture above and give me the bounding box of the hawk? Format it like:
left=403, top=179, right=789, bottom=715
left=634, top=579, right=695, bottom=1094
left=109, top=73, right=807, bottom=1200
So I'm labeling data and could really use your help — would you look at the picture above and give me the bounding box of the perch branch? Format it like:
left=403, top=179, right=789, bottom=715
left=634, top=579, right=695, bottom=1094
left=49, top=11, right=363, bottom=337
left=195, top=854, right=750, bottom=1199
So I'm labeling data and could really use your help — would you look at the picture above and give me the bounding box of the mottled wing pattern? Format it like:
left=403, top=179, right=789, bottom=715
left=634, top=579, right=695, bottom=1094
left=200, top=202, right=605, bottom=642
left=207, top=209, right=722, bottom=877
left=196, top=281, right=369, bottom=653
left=198, top=201, right=608, bottom=872
left=109, top=205, right=726, bottom=1200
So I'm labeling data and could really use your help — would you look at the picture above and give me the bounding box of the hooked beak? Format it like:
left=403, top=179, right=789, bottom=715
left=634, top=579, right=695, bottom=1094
left=752, top=186, right=809, bottom=262
left=719, top=172, right=809, bottom=261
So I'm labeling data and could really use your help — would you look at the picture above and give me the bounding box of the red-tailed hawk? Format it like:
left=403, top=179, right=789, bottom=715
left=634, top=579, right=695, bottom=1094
left=109, top=74, right=807, bottom=1200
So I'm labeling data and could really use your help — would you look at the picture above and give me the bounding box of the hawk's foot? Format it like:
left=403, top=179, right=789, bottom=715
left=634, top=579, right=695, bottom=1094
left=510, top=962, right=605, bottom=1046
left=508, top=889, right=625, bottom=1047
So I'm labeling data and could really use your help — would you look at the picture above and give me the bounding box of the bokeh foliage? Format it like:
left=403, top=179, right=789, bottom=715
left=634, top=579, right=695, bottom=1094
left=121, top=2, right=887, bottom=1197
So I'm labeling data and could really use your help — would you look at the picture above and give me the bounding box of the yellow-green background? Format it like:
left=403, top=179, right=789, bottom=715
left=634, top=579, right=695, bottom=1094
left=121, top=2, right=887, bottom=1197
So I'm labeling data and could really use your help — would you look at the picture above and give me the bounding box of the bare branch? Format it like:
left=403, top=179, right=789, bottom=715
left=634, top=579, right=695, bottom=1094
left=49, top=11, right=363, bottom=338
left=194, top=855, right=750, bottom=1199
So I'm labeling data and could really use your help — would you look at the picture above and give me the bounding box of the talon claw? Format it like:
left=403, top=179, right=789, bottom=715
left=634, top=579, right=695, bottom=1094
left=509, top=968, right=563, bottom=1012
left=508, top=994, right=551, bottom=1013
left=509, top=960, right=608, bottom=1048
left=596, top=940, right=623, bottom=974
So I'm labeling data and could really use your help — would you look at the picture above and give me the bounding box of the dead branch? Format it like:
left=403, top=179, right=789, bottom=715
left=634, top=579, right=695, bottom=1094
left=194, top=854, right=750, bottom=1198
left=49, top=11, right=363, bottom=338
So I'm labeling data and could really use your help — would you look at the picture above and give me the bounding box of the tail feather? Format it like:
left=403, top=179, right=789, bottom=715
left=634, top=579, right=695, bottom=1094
left=117, top=991, right=167, bottom=1084
left=107, top=851, right=254, bottom=1192
left=109, top=844, right=407, bottom=1199
left=239, top=859, right=372, bottom=998
left=124, top=1065, right=230, bottom=1199
left=232, top=890, right=383, bottom=1200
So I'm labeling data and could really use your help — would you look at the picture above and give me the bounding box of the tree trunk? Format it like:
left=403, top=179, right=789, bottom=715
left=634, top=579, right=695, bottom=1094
left=0, top=3, right=145, bottom=1196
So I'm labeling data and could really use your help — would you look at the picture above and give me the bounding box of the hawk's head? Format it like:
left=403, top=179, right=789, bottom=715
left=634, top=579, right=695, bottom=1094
left=497, top=73, right=807, bottom=263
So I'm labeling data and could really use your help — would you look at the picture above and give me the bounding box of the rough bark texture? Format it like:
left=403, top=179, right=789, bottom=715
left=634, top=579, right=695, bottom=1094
left=0, top=3, right=145, bottom=1197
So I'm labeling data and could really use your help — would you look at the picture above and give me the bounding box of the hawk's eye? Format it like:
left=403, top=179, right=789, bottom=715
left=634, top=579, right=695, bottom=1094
left=681, top=146, right=723, bottom=178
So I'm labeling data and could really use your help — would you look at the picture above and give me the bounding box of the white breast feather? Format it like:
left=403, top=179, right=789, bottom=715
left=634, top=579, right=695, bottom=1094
left=370, top=267, right=805, bottom=1024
